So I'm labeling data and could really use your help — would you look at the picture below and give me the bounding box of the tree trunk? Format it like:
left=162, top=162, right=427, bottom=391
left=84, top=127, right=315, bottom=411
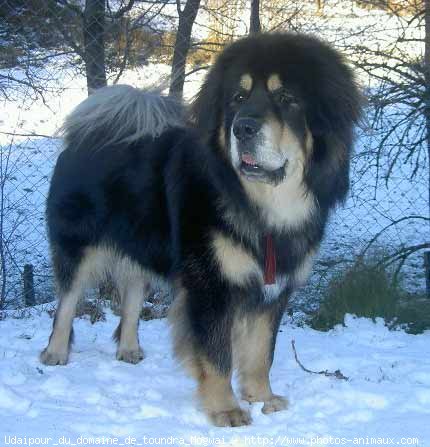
left=425, top=0, right=430, bottom=298
left=84, top=0, right=107, bottom=95
left=23, top=264, right=35, bottom=307
left=169, top=0, right=201, bottom=99
left=425, top=0, right=430, bottom=225
left=0, top=201, right=6, bottom=310
left=0, top=146, right=8, bottom=310
left=250, top=0, right=261, bottom=34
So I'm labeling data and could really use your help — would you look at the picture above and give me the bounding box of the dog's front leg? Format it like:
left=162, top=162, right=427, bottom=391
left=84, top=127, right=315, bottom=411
left=168, top=277, right=251, bottom=427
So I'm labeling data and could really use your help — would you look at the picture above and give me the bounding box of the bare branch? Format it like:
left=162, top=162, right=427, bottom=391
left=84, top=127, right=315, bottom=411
left=291, top=340, right=349, bottom=381
left=111, top=0, right=136, bottom=19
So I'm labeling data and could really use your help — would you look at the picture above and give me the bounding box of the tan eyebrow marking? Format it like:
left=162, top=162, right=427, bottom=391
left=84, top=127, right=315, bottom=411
left=240, top=73, right=253, bottom=91
left=267, top=73, right=282, bottom=92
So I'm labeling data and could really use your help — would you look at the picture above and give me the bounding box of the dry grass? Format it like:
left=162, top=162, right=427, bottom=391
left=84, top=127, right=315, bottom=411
left=310, top=257, right=430, bottom=334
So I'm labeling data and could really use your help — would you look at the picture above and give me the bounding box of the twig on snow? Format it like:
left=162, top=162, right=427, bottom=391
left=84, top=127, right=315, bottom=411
left=291, top=340, right=349, bottom=381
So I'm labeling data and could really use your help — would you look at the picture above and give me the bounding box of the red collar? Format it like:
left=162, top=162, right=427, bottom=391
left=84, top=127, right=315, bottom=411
left=264, top=234, right=276, bottom=285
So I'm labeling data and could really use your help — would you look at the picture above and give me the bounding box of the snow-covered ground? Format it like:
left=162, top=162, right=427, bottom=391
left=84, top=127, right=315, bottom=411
left=0, top=308, right=429, bottom=445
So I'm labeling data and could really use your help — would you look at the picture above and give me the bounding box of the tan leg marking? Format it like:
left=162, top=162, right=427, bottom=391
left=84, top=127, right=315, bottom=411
left=197, top=359, right=251, bottom=427
left=40, top=284, right=83, bottom=365
left=41, top=246, right=152, bottom=366
left=112, top=255, right=151, bottom=364
left=233, top=313, right=288, bottom=415
left=40, top=247, right=106, bottom=365
left=116, top=280, right=146, bottom=364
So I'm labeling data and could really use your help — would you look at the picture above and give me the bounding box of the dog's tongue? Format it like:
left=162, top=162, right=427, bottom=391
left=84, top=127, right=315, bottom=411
left=241, top=153, right=258, bottom=166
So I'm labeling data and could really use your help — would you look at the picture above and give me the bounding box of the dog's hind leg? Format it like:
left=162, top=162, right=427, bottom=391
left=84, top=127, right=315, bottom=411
left=114, top=278, right=146, bottom=364
left=40, top=279, right=85, bottom=366
left=233, top=304, right=288, bottom=415
left=40, top=246, right=106, bottom=366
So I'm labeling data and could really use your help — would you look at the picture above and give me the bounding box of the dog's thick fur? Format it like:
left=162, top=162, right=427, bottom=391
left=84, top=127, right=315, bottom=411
left=40, top=33, right=362, bottom=427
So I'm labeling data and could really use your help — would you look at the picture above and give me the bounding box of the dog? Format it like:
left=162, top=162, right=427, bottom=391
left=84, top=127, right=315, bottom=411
left=40, top=32, right=362, bottom=427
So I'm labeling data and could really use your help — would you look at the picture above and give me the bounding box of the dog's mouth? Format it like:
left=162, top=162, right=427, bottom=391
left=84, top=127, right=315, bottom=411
left=239, top=152, right=287, bottom=185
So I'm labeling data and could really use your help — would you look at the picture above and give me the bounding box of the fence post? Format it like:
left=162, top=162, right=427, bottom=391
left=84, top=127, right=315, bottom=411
left=425, top=252, right=430, bottom=298
left=23, top=264, right=35, bottom=307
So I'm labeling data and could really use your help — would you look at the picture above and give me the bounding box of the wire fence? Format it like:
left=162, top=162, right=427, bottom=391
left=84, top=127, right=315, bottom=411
left=0, top=0, right=428, bottom=311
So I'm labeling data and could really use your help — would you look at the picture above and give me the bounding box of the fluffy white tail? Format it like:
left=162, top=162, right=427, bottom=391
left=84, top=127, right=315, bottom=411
left=61, top=85, right=183, bottom=150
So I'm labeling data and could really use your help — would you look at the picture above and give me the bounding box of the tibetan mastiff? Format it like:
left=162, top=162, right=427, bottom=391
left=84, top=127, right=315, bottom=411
left=40, top=33, right=362, bottom=426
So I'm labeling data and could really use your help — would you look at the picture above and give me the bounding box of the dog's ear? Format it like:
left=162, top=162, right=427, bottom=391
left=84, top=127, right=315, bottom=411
left=189, top=63, right=224, bottom=142
left=302, top=41, right=364, bottom=206
left=304, top=50, right=364, bottom=140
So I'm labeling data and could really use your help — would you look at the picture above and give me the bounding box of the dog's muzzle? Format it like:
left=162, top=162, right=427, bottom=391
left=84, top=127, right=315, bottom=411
left=239, top=152, right=287, bottom=185
left=232, top=118, right=287, bottom=185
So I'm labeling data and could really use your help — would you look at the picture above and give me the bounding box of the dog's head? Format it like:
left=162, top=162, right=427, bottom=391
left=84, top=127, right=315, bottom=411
left=191, top=33, right=363, bottom=219
left=226, top=71, right=310, bottom=186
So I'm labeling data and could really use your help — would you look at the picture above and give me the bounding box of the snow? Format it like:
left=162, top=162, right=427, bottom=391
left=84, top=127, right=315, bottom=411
left=0, top=308, right=429, bottom=445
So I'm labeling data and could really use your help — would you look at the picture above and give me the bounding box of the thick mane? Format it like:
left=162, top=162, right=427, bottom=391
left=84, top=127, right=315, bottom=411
left=189, top=32, right=364, bottom=143
left=61, top=84, right=184, bottom=151
left=189, top=32, right=364, bottom=207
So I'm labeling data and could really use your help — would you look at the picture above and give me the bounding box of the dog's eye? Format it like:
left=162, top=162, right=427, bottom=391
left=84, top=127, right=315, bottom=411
left=233, top=92, right=246, bottom=103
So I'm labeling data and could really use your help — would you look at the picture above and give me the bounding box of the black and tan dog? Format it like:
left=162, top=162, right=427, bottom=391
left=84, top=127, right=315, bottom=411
left=40, top=33, right=362, bottom=426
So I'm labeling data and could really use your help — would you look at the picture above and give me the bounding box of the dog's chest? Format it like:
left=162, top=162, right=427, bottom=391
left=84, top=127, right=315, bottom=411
left=259, top=239, right=290, bottom=302
left=260, top=235, right=315, bottom=303
left=212, top=231, right=314, bottom=301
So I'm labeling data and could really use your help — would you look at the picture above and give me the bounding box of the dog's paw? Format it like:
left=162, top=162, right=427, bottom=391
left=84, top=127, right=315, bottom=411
left=210, top=408, right=252, bottom=427
left=39, top=348, right=68, bottom=366
left=262, top=395, right=288, bottom=414
left=116, top=347, right=144, bottom=364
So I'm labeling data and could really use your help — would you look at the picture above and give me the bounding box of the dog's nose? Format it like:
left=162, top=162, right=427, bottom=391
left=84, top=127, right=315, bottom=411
left=233, top=118, right=261, bottom=141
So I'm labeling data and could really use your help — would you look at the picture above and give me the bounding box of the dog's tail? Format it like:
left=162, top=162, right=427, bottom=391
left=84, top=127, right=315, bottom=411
left=61, top=85, right=184, bottom=151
